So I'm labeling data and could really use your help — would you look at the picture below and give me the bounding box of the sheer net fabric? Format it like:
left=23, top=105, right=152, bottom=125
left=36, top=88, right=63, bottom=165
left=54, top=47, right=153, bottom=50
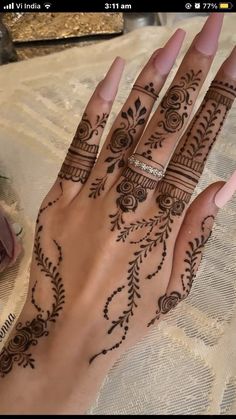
left=0, top=15, right=236, bottom=415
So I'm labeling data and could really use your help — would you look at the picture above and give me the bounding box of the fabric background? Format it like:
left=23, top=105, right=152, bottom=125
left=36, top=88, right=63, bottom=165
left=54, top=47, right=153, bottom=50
left=0, top=14, right=236, bottom=415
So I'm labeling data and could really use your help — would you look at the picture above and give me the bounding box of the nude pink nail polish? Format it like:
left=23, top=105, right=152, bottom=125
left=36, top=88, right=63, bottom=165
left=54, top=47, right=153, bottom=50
left=221, top=46, right=236, bottom=79
left=195, top=13, right=224, bottom=56
left=153, top=28, right=186, bottom=76
left=98, top=56, right=125, bottom=102
left=214, top=170, right=236, bottom=208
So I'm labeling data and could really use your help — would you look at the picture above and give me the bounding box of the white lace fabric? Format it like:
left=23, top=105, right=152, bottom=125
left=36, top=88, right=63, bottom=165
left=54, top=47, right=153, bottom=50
left=0, top=14, right=236, bottom=414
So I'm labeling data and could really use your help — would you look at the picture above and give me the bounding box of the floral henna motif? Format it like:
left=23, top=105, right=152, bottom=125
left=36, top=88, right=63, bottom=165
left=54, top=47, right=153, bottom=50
left=90, top=80, right=236, bottom=363
left=59, top=112, right=108, bottom=184
left=0, top=190, right=65, bottom=377
left=147, top=292, right=182, bottom=327
left=143, top=70, right=202, bottom=156
left=148, top=215, right=214, bottom=327
left=109, top=167, right=157, bottom=231
left=89, top=98, right=147, bottom=198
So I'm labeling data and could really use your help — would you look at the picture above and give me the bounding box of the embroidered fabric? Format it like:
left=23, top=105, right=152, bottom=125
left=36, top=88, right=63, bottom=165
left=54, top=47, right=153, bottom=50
left=0, top=14, right=236, bottom=414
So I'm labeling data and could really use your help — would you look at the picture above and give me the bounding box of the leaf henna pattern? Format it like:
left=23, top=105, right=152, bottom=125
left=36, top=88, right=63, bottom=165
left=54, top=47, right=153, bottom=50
left=89, top=192, right=185, bottom=364
left=0, top=186, right=65, bottom=377
left=89, top=80, right=236, bottom=364
left=147, top=215, right=214, bottom=327
left=59, top=112, right=108, bottom=184
left=143, top=70, right=202, bottom=154
left=89, top=98, right=147, bottom=198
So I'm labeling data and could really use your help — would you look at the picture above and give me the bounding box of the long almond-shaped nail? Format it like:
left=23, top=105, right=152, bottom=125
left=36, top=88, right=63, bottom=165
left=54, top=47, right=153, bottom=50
left=153, top=28, right=186, bottom=76
left=195, top=13, right=224, bottom=56
left=98, top=56, right=125, bottom=102
left=214, top=169, right=236, bottom=208
left=221, top=46, right=236, bottom=79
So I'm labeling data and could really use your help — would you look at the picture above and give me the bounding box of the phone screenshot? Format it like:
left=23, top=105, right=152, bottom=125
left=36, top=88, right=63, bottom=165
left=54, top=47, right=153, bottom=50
left=0, top=2, right=235, bottom=415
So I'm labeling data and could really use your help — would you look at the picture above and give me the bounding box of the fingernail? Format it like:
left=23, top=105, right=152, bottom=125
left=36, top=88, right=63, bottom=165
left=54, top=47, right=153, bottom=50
left=153, top=28, right=186, bottom=76
left=195, top=13, right=224, bottom=56
left=221, top=46, right=236, bottom=79
left=214, top=169, right=236, bottom=208
left=0, top=213, right=14, bottom=258
left=98, top=56, right=125, bottom=102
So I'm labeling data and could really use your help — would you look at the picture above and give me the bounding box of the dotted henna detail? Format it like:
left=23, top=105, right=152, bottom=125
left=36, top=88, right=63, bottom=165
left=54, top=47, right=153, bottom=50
left=132, top=82, right=159, bottom=100
left=147, top=215, right=215, bottom=327
left=143, top=70, right=202, bottom=152
left=0, top=187, right=65, bottom=377
left=90, top=192, right=186, bottom=363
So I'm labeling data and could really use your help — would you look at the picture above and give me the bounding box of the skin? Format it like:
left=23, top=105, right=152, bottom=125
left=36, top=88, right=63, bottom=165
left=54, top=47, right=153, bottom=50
left=0, top=15, right=235, bottom=414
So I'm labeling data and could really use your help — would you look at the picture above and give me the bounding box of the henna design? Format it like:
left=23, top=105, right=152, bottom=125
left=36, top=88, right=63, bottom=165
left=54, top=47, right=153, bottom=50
left=180, top=215, right=214, bottom=299
left=132, top=82, right=159, bottom=100
left=158, top=80, right=236, bottom=205
left=147, top=292, right=182, bottom=327
left=103, top=285, right=125, bottom=320
left=110, top=167, right=157, bottom=231
left=90, top=192, right=185, bottom=363
left=0, top=189, right=65, bottom=377
left=117, top=214, right=163, bottom=243
left=143, top=70, right=202, bottom=155
left=180, top=80, right=235, bottom=159
left=36, top=181, right=63, bottom=224
left=89, top=98, right=147, bottom=198
left=59, top=113, right=108, bottom=184
left=148, top=215, right=214, bottom=327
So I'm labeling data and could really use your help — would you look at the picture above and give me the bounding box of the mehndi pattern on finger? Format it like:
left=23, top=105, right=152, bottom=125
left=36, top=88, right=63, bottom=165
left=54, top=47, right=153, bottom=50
left=143, top=70, right=202, bottom=157
left=89, top=98, right=147, bottom=198
left=132, top=82, right=159, bottom=100
left=147, top=215, right=214, bottom=326
left=59, top=112, right=108, bottom=184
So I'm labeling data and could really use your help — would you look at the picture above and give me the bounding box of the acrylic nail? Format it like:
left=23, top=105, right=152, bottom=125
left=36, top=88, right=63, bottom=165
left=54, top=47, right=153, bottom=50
left=214, top=169, right=236, bottom=208
left=221, top=46, right=236, bottom=79
left=194, top=13, right=224, bottom=56
left=98, top=56, right=125, bottom=102
left=153, top=28, right=186, bottom=76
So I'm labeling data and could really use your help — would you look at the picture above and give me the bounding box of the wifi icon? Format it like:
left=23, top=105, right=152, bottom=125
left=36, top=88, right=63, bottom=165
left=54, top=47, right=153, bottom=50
left=44, top=2, right=51, bottom=9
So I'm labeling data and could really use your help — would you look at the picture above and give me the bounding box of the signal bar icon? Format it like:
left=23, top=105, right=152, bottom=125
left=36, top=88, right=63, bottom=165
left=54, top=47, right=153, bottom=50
left=3, top=2, right=14, bottom=9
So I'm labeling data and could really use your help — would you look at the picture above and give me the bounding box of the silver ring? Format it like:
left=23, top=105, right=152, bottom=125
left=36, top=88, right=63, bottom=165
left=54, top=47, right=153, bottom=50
left=128, top=155, right=165, bottom=180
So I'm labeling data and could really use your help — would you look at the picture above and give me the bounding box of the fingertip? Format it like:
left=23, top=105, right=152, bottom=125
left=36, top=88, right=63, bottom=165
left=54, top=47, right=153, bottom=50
left=153, top=28, right=186, bottom=76
left=98, top=56, right=125, bottom=102
left=220, top=46, right=236, bottom=79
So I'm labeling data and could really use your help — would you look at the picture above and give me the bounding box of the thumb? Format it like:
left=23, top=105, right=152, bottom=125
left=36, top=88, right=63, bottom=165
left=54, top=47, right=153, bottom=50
left=148, top=177, right=234, bottom=327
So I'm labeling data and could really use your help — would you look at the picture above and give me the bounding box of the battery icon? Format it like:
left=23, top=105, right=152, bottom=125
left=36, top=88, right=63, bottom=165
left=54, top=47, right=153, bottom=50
left=219, top=2, right=233, bottom=8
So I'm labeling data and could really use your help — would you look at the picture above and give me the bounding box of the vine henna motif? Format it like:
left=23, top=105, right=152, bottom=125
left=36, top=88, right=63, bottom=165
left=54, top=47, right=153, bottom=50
left=0, top=186, right=65, bottom=377
left=148, top=215, right=214, bottom=326
left=89, top=79, right=236, bottom=363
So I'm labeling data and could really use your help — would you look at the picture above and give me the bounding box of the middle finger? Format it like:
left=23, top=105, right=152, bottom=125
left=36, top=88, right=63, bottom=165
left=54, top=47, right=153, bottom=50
left=132, top=14, right=224, bottom=184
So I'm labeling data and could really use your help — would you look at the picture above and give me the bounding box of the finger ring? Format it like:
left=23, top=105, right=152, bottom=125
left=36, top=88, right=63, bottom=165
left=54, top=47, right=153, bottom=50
left=128, top=154, right=165, bottom=180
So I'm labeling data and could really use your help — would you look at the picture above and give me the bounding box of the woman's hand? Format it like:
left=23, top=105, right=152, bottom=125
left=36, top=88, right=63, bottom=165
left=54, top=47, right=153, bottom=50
left=0, top=13, right=235, bottom=414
